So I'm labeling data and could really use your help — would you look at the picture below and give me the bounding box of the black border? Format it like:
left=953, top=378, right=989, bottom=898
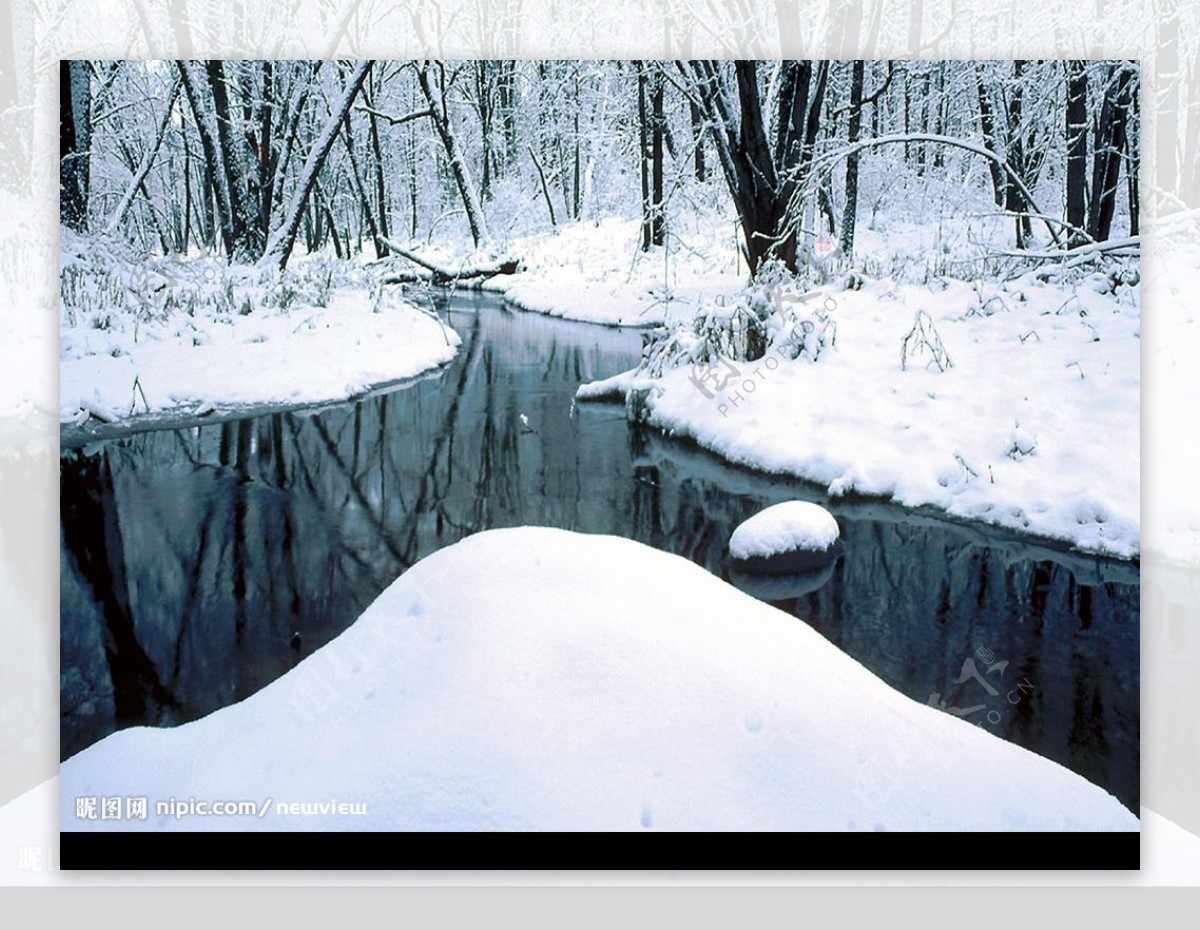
left=60, top=830, right=1140, bottom=870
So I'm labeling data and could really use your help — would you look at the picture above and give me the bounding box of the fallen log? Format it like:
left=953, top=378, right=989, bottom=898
left=989, top=235, right=1140, bottom=263
left=376, top=237, right=521, bottom=286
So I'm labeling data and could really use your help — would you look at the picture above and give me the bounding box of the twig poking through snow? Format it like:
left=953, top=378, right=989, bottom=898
left=954, top=452, right=978, bottom=482
left=902, top=310, right=953, bottom=372
left=130, top=376, right=150, bottom=415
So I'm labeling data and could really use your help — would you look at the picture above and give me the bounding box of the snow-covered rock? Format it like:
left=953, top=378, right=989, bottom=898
left=60, top=527, right=1136, bottom=832
left=729, top=500, right=840, bottom=561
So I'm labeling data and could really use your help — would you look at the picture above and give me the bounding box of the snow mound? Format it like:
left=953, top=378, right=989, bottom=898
left=60, top=527, right=1136, bottom=832
left=730, top=500, right=840, bottom=560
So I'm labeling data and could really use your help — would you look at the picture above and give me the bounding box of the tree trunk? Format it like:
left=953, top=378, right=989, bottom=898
left=271, top=62, right=318, bottom=220
left=650, top=64, right=665, bottom=247
left=178, top=61, right=237, bottom=258
left=341, top=112, right=382, bottom=256
left=408, top=82, right=419, bottom=238
left=1127, top=86, right=1140, bottom=236
left=204, top=60, right=255, bottom=260
left=60, top=60, right=91, bottom=232
left=260, top=60, right=374, bottom=269
left=1065, top=60, right=1089, bottom=245
left=106, top=76, right=181, bottom=235
left=476, top=61, right=494, bottom=200
left=1087, top=63, right=1136, bottom=243
left=257, top=61, right=275, bottom=247
left=529, top=144, right=558, bottom=227
left=1004, top=61, right=1032, bottom=247
left=638, top=62, right=651, bottom=251
left=573, top=67, right=582, bottom=220
left=498, top=60, right=518, bottom=174
left=182, top=130, right=192, bottom=250
left=684, top=59, right=823, bottom=276
left=364, top=77, right=390, bottom=256
left=840, top=59, right=865, bottom=255
left=689, top=98, right=707, bottom=181
left=976, top=68, right=1005, bottom=207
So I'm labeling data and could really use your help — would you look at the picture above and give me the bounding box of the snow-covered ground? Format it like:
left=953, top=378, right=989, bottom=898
left=59, top=236, right=461, bottom=426
left=579, top=263, right=1139, bottom=560
left=59, top=527, right=1135, bottom=832
left=491, top=216, right=746, bottom=327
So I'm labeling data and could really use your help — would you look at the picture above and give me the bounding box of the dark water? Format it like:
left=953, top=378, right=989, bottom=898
left=60, top=295, right=1140, bottom=812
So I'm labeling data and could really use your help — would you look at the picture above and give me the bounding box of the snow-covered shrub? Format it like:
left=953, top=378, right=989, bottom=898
left=257, top=267, right=300, bottom=311
left=259, top=254, right=363, bottom=311
left=966, top=281, right=1014, bottom=318
left=638, top=261, right=837, bottom=377
left=638, top=293, right=769, bottom=377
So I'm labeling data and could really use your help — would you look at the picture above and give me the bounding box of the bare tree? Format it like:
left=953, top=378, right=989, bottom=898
left=680, top=60, right=828, bottom=275
left=1065, top=60, right=1089, bottom=245
left=415, top=62, right=491, bottom=249
left=260, top=60, right=375, bottom=269
left=105, top=75, right=181, bottom=235
left=1087, top=62, right=1138, bottom=243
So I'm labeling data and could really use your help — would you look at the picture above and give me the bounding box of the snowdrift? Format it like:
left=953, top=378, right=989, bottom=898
left=60, top=527, right=1137, bottom=832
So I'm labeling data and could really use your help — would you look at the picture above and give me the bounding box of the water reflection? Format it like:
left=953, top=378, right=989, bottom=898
left=60, top=296, right=1139, bottom=812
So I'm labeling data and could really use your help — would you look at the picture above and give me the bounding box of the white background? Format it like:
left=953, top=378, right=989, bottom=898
left=0, top=0, right=1197, bottom=900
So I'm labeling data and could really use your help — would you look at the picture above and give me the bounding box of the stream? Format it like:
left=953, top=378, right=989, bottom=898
left=60, top=293, right=1140, bottom=812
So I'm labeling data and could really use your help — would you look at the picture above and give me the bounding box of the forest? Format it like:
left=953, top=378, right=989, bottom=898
left=60, top=60, right=1139, bottom=270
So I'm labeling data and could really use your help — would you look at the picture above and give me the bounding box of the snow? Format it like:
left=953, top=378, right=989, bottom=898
left=583, top=268, right=1140, bottom=559
left=59, top=242, right=460, bottom=425
left=481, top=215, right=747, bottom=327
left=59, top=527, right=1136, bottom=832
left=729, top=501, right=840, bottom=560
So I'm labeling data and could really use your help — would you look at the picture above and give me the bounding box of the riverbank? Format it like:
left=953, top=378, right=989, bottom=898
left=59, top=236, right=461, bottom=427
left=395, top=213, right=748, bottom=327
left=487, top=215, right=745, bottom=326
left=59, top=526, right=1137, bottom=832
left=578, top=266, right=1140, bottom=560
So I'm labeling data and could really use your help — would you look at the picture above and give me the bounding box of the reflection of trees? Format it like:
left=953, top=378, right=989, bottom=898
left=60, top=453, right=177, bottom=732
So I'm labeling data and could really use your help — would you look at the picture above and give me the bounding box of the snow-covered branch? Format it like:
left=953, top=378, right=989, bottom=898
left=809, top=132, right=1064, bottom=247
left=375, top=237, right=520, bottom=285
